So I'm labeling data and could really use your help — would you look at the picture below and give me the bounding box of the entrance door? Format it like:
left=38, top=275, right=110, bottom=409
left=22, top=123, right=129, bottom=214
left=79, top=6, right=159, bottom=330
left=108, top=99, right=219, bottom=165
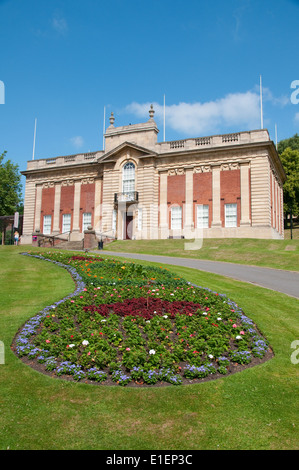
left=125, top=214, right=133, bottom=240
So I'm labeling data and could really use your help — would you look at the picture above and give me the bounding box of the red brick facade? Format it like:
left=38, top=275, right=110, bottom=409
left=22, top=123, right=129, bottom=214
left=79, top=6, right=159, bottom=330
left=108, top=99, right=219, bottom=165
left=40, top=187, right=55, bottom=232
left=193, top=172, right=212, bottom=228
left=220, top=169, right=241, bottom=227
left=60, top=184, right=75, bottom=232
left=167, top=175, right=185, bottom=228
left=79, top=183, right=95, bottom=232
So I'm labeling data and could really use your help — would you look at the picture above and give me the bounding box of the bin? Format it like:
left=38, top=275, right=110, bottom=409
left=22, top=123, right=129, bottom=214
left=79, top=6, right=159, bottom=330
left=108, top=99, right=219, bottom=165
left=98, top=240, right=104, bottom=250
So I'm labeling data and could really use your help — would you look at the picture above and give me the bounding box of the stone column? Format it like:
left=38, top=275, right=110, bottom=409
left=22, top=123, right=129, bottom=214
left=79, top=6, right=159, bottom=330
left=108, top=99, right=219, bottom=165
left=72, top=180, right=81, bottom=239
left=240, top=162, right=251, bottom=225
left=280, top=183, right=284, bottom=237
left=94, top=178, right=102, bottom=233
left=274, top=177, right=277, bottom=230
left=211, top=165, right=221, bottom=227
left=159, top=171, right=168, bottom=238
left=34, top=184, right=42, bottom=231
left=184, top=168, right=194, bottom=237
left=52, top=182, right=61, bottom=233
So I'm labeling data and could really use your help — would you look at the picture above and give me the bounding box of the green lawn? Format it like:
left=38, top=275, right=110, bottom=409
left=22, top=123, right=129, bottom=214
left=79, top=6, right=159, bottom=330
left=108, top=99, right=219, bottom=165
left=0, top=245, right=298, bottom=450
left=104, top=237, right=299, bottom=271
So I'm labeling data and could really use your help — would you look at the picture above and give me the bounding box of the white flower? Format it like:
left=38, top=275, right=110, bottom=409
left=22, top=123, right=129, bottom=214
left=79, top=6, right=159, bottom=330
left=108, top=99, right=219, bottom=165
left=217, top=317, right=222, bottom=321
left=149, top=349, right=156, bottom=355
left=146, top=320, right=150, bottom=323
left=163, top=315, right=168, bottom=319
left=236, top=335, right=242, bottom=340
left=101, top=319, right=106, bottom=322
left=202, top=312, right=207, bottom=315
left=208, top=354, right=214, bottom=359
left=69, top=344, right=75, bottom=348
left=82, top=340, right=89, bottom=346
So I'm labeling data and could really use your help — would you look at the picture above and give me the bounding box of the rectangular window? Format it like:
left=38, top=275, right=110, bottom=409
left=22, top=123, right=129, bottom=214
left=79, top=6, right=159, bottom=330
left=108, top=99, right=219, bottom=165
left=43, top=215, right=52, bottom=234
left=62, top=213, right=71, bottom=233
left=225, top=203, right=237, bottom=227
left=171, top=206, right=182, bottom=230
left=83, top=212, right=92, bottom=232
left=197, top=204, right=209, bottom=228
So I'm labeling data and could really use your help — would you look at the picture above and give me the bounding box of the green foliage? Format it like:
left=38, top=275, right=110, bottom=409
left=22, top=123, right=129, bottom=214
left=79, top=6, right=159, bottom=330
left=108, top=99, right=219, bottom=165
left=278, top=135, right=299, bottom=216
left=279, top=147, right=299, bottom=216
left=278, top=133, right=299, bottom=154
left=0, top=151, right=23, bottom=215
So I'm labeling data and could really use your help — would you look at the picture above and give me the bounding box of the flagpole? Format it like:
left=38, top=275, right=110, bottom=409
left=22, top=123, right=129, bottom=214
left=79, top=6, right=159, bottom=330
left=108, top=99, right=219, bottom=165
left=32, top=118, right=37, bottom=160
left=103, top=106, right=106, bottom=150
left=275, top=123, right=278, bottom=150
left=260, top=75, right=263, bottom=129
left=163, top=94, right=166, bottom=141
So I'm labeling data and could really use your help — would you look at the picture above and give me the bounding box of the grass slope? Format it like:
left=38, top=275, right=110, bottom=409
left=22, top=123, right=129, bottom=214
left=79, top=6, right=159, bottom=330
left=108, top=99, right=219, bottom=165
left=104, top=238, right=299, bottom=271
left=0, top=246, right=298, bottom=450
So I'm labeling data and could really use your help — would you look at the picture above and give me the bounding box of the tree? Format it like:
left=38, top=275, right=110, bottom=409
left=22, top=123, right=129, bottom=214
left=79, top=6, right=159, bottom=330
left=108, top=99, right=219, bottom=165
left=0, top=151, right=23, bottom=215
left=278, top=133, right=299, bottom=154
left=277, top=134, right=299, bottom=219
left=279, top=147, right=299, bottom=216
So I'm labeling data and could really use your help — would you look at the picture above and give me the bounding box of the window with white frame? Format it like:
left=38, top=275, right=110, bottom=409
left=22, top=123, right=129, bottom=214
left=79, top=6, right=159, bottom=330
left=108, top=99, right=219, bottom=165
left=122, top=162, right=135, bottom=194
left=171, top=206, right=182, bottom=230
left=83, top=212, right=92, bottom=231
left=225, top=203, right=237, bottom=227
left=137, top=208, right=143, bottom=231
left=43, top=215, right=52, bottom=234
left=197, top=204, right=209, bottom=228
left=112, top=209, right=117, bottom=231
left=62, top=213, right=71, bottom=233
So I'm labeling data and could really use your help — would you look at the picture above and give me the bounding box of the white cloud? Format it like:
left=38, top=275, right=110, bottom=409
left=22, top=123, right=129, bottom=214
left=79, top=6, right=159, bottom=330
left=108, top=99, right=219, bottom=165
left=256, top=85, right=289, bottom=107
left=126, top=90, right=261, bottom=136
left=51, top=14, right=68, bottom=35
left=70, top=136, right=84, bottom=149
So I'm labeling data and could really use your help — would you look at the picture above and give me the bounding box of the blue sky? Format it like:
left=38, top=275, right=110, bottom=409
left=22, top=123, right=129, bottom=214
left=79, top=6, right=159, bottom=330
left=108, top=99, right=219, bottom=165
left=1, top=0, right=299, bottom=195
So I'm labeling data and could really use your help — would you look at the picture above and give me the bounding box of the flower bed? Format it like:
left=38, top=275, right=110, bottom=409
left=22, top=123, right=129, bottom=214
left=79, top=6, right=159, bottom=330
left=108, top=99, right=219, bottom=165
left=12, top=251, right=273, bottom=387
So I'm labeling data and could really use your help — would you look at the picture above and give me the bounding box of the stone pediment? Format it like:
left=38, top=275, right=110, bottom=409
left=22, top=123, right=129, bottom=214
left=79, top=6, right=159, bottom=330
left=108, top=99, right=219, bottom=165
left=98, top=141, right=157, bottom=163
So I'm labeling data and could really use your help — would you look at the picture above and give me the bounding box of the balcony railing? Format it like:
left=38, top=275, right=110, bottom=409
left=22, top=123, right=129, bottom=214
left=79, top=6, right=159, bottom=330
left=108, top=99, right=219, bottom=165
left=114, top=191, right=138, bottom=203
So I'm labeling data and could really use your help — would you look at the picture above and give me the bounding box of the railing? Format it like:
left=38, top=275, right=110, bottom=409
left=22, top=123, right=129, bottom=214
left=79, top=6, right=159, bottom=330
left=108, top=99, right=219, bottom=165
left=114, top=191, right=138, bottom=203
left=33, top=231, right=71, bottom=247
left=170, top=140, right=185, bottom=149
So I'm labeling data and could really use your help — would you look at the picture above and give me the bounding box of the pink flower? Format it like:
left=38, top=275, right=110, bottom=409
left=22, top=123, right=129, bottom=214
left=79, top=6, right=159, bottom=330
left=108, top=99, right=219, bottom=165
left=126, top=347, right=131, bottom=351
left=240, top=331, right=245, bottom=335
left=45, top=339, right=50, bottom=343
left=232, top=324, right=237, bottom=328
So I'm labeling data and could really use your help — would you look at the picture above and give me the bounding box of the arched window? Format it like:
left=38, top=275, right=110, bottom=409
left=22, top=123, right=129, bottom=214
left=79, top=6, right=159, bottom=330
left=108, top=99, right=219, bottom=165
left=122, top=162, right=135, bottom=194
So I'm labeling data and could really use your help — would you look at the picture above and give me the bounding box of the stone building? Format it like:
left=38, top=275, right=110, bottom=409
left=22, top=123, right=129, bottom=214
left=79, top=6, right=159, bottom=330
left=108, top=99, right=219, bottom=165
left=21, top=105, right=286, bottom=245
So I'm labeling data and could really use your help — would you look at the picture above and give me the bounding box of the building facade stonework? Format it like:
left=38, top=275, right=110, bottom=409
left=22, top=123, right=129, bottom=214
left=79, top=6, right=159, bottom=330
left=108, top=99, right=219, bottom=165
left=21, top=106, right=286, bottom=245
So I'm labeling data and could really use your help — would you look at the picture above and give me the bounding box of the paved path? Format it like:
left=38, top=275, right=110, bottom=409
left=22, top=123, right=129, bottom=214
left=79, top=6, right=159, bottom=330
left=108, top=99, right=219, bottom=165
left=101, top=251, right=299, bottom=299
